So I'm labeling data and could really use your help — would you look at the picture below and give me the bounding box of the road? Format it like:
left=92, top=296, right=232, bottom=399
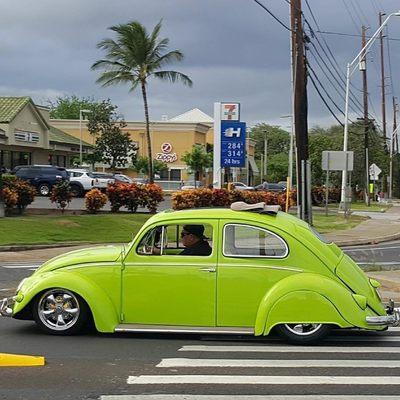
left=1, top=241, right=400, bottom=399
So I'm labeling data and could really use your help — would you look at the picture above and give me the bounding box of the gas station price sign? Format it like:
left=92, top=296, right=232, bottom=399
left=220, top=121, right=246, bottom=168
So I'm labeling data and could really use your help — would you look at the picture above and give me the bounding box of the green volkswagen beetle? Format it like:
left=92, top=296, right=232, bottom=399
left=1, top=202, right=399, bottom=344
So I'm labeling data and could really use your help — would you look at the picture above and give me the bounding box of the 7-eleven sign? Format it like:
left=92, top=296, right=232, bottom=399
left=221, top=103, right=240, bottom=121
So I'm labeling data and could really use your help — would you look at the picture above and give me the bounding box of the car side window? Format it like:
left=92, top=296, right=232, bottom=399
left=223, top=224, right=288, bottom=258
left=137, top=224, right=213, bottom=256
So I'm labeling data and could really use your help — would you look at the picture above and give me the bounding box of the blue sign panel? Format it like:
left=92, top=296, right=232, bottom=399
left=221, top=121, right=246, bottom=168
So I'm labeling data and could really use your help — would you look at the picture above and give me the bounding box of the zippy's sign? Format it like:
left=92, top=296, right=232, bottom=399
left=221, top=121, right=246, bottom=167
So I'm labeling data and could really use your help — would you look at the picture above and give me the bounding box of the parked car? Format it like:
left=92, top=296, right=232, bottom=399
left=232, top=182, right=254, bottom=191
left=1, top=202, right=397, bottom=343
left=180, top=181, right=204, bottom=190
left=67, top=170, right=115, bottom=196
left=90, top=172, right=115, bottom=190
left=14, top=165, right=69, bottom=196
left=255, top=182, right=286, bottom=193
left=113, top=174, right=134, bottom=184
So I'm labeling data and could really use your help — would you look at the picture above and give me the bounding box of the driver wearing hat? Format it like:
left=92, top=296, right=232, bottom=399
left=180, top=225, right=212, bottom=256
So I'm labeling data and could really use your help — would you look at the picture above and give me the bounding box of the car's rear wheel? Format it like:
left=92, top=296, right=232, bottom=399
left=38, top=183, right=51, bottom=196
left=275, top=323, right=331, bottom=344
left=70, top=184, right=82, bottom=197
left=33, top=288, right=89, bottom=335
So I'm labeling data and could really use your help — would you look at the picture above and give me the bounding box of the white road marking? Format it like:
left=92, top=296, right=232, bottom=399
left=356, top=261, right=400, bottom=266
left=0, top=264, right=39, bottom=269
left=127, top=375, right=400, bottom=385
left=157, top=358, right=400, bottom=369
left=101, top=396, right=400, bottom=400
left=179, top=345, right=400, bottom=353
left=343, top=245, right=400, bottom=252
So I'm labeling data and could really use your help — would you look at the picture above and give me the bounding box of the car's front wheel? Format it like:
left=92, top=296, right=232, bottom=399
left=33, top=289, right=89, bottom=335
left=275, top=323, right=331, bottom=344
left=38, top=183, right=51, bottom=196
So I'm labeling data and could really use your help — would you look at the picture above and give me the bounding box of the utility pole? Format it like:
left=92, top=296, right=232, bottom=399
left=390, top=96, right=398, bottom=199
left=290, top=0, right=310, bottom=222
left=379, top=12, right=387, bottom=140
left=361, top=26, right=370, bottom=206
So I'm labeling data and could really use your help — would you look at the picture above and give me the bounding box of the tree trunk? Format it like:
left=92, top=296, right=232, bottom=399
left=141, top=80, right=154, bottom=184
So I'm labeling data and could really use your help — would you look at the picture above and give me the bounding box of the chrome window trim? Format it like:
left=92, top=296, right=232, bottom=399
left=222, top=223, right=289, bottom=259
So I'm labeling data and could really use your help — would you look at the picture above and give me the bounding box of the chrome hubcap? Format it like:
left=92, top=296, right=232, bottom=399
left=40, top=186, right=49, bottom=196
left=38, top=289, right=80, bottom=331
left=284, top=323, right=322, bottom=336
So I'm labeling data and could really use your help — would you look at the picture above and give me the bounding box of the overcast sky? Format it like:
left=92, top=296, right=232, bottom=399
left=1, top=0, right=400, bottom=130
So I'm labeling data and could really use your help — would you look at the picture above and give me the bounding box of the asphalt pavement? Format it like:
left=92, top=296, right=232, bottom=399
left=2, top=241, right=400, bottom=399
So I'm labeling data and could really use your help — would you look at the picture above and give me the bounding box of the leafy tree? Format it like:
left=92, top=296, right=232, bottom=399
left=87, top=100, right=137, bottom=170
left=92, top=20, right=192, bottom=183
left=182, top=145, right=213, bottom=187
left=48, top=95, right=98, bottom=119
left=267, top=153, right=289, bottom=183
left=250, top=123, right=290, bottom=160
left=131, top=156, right=167, bottom=176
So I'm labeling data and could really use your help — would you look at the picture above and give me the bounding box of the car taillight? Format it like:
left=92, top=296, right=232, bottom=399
left=56, top=175, right=62, bottom=179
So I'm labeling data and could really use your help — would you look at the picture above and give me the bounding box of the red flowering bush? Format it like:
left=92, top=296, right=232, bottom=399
left=211, top=189, right=231, bottom=207
left=144, top=184, right=164, bottom=213
left=1, top=187, right=18, bottom=210
left=50, top=181, right=73, bottom=213
left=311, top=186, right=341, bottom=206
left=85, top=188, right=107, bottom=214
left=3, top=178, right=36, bottom=213
left=107, top=183, right=129, bottom=212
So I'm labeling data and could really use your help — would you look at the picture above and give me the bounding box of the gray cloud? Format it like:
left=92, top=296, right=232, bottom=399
left=1, top=0, right=399, bottom=129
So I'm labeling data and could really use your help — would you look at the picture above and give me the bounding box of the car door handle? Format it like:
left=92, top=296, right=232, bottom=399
left=199, top=268, right=216, bottom=273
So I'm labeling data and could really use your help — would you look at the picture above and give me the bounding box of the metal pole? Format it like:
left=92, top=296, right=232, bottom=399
left=264, top=134, right=268, bottom=180
left=301, top=160, right=305, bottom=220
left=260, top=154, right=264, bottom=182
left=341, top=63, right=351, bottom=205
left=79, top=110, right=83, bottom=166
left=325, top=153, right=329, bottom=217
left=306, top=160, right=313, bottom=225
left=213, top=102, right=222, bottom=188
left=288, top=117, right=294, bottom=190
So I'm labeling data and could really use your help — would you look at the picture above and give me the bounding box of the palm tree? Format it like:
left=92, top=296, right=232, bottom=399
left=92, top=20, right=192, bottom=183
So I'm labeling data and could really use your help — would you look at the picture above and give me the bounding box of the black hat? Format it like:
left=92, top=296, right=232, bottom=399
left=182, top=225, right=206, bottom=239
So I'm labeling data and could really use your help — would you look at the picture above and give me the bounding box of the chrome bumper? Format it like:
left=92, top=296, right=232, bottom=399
left=0, top=297, right=15, bottom=317
left=366, top=300, right=400, bottom=327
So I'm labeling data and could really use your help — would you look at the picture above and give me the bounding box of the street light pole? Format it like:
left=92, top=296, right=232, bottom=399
left=79, top=109, right=92, bottom=166
left=280, top=115, right=294, bottom=190
left=341, top=11, right=400, bottom=205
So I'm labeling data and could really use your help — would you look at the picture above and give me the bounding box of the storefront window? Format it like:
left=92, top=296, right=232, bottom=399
left=159, top=169, right=182, bottom=181
left=11, top=151, right=31, bottom=169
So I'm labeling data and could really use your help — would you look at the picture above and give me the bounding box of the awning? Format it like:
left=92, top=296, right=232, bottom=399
left=248, top=155, right=259, bottom=174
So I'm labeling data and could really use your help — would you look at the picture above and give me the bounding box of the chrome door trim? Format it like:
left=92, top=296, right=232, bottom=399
left=115, top=324, right=254, bottom=335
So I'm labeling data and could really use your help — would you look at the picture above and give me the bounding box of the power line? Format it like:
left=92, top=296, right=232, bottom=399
left=252, top=0, right=293, bottom=32
left=311, top=30, right=400, bottom=42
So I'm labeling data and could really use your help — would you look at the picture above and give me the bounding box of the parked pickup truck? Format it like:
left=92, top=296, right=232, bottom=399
left=67, top=169, right=115, bottom=197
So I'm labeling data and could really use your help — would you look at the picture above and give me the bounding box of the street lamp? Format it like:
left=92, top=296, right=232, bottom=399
left=79, top=109, right=92, bottom=165
left=280, top=114, right=294, bottom=190
left=389, top=123, right=400, bottom=199
left=341, top=11, right=400, bottom=205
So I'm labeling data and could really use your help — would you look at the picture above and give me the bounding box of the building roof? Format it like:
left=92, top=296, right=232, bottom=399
left=0, top=97, right=31, bottom=123
left=168, top=108, right=213, bottom=123
left=49, top=125, right=91, bottom=147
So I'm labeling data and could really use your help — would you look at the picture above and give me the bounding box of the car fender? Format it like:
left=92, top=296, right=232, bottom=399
left=254, top=273, right=380, bottom=335
left=13, top=270, right=118, bottom=333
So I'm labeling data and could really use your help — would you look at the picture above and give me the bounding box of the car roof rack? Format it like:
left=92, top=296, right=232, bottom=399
left=230, top=201, right=281, bottom=215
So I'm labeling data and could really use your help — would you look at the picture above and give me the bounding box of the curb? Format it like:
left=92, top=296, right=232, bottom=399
left=328, top=231, right=400, bottom=247
left=0, top=242, right=104, bottom=252
left=0, top=353, right=45, bottom=367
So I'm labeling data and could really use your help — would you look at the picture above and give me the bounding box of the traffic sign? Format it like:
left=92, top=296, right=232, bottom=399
left=220, top=121, right=246, bottom=167
left=369, top=163, right=381, bottom=181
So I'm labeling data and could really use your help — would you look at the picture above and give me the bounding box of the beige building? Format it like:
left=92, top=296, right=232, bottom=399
left=0, top=97, right=91, bottom=170
left=51, top=108, right=258, bottom=185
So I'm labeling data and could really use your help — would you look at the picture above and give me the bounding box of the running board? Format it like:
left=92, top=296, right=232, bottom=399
left=114, top=324, right=254, bottom=335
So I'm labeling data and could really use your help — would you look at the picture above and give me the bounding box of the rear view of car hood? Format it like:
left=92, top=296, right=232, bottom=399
left=335, top=254, right=385, bottom=314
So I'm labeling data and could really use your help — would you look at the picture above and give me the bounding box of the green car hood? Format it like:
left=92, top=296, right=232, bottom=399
left=33, top=245, right=124, bottom=274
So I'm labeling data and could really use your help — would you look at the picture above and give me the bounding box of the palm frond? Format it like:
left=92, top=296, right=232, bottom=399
left=153, top=70, right=193, bottom=87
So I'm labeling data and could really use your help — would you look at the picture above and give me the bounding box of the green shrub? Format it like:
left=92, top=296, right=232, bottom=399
left=50, top=181, right=73, bottom=213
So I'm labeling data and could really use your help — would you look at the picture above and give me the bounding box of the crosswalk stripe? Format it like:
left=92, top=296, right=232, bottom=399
left=326, top=335, right=400, bottom=342
left=101, top=396, right=400, bottom=400
left=127, top=375, right=400, bottom=385
left=157, top=358, right=400, bottom=368
left=179, top=345, right=400, bottom=353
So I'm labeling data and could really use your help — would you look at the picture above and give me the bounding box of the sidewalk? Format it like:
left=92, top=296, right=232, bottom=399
left=324, top=204, right=400, bottom=246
